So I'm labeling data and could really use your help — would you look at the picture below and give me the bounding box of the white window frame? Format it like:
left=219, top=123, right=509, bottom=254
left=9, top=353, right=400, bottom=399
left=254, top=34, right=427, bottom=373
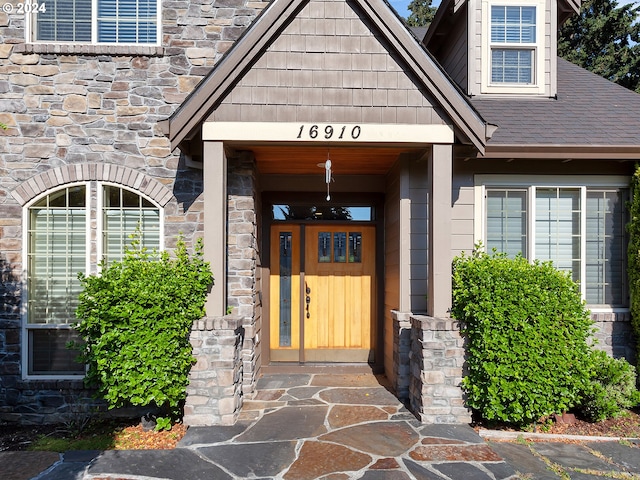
left=26, top=0, right=162, bottom=46
left=22, top=182, right=164, bottom=380
left=480, top=0, right=546, bottom=94
left=474, top=175, right=630, bottom=312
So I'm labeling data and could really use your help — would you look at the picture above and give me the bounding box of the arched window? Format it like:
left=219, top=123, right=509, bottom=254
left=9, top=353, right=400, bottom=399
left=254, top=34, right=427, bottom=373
left=25, top=183, right=162, bottom=377
left=27, top=185, right=87, bottom=375
left=102, top=184, right=161, bottom=263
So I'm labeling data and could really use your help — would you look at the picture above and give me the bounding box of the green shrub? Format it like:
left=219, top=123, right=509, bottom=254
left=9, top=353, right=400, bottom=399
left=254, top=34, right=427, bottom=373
left=452, top=249, right=594, bottom=427
left=74, top=236, right=213, bottom=428
left=627, top=165, right=640, bottom=358
left=579, top=349, right=640, bottom=422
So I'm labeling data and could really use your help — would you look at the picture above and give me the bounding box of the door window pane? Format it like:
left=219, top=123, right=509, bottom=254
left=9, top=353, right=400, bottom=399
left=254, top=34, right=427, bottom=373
left=334, top=232, right=347, bottom=263
left=318, top=232, right=331, bottom=263
left=349, top=232, right=362, bottom=263
left=279, top=233, right=292, bottom=347
left=272, top=205, right=373, bottom=221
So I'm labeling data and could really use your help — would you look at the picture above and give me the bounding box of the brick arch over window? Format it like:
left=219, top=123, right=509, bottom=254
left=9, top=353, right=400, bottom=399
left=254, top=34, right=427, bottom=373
left=10, top=164, right=173, bottom=207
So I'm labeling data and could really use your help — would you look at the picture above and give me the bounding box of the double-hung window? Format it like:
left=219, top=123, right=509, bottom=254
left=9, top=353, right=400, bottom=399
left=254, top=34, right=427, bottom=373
left=482, top=1, right=545, bottom=93
left=478, top=177, right=629, bottom=309
left=31, top=0, right=159, bottom=44
left=490, top=5, right=536, bottom=84
left=25, top=183, right=161, bottom=378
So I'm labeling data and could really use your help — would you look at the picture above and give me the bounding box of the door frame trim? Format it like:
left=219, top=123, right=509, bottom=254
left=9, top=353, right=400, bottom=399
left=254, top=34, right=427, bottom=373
left=262, top=192, right=385, bottom=369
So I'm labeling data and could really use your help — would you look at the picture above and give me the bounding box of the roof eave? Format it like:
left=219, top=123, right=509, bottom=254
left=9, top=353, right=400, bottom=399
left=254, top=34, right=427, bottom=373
left=477, top=143, right=640, bottom=160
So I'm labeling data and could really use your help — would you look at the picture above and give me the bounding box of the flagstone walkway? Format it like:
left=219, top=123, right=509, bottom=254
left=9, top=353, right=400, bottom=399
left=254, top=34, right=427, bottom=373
left=86, top=371, right=517, bottom=479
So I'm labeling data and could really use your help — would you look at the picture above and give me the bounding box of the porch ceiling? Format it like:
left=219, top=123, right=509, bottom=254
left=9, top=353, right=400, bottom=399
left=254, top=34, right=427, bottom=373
left=245, top=145, right=424, bottom=175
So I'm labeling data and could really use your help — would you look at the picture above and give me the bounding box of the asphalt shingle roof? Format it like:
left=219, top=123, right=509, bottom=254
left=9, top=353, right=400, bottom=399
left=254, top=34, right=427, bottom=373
left=470, top=58, right=640, bottom=147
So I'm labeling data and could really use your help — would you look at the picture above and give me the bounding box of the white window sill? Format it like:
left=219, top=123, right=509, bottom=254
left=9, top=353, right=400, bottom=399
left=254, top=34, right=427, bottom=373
left=22, top=374, right=85, bottom=381
left=14, top=43, right=165, bottom=56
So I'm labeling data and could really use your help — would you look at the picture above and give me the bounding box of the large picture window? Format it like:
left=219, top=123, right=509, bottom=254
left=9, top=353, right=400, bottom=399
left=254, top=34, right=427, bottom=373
left=32, top=0, right=159, bottom=44
left=25, top=183, right=161, bottom=377
left=480, top=178, right=629, bottom=308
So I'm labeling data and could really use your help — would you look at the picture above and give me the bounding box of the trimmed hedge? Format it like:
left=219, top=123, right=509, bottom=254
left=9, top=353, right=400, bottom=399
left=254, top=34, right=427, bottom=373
left=452, top=250, right=594, bottom=426
left=74, top=237, right=213, bottom=428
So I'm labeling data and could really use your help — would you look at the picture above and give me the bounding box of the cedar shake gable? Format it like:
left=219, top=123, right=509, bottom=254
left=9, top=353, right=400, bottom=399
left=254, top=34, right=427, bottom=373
left=471, top=58, right=640, bottom=158
left=163, top=0, right=488, bottom=153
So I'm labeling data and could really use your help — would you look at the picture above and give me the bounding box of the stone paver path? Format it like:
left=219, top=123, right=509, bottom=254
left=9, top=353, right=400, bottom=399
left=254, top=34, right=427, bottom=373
left=170, top=372, right=517, bottom=480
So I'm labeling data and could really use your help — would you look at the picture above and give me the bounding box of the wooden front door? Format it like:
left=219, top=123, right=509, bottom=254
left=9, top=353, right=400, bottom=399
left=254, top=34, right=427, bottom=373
left=270, top=224, right=376, bottom=362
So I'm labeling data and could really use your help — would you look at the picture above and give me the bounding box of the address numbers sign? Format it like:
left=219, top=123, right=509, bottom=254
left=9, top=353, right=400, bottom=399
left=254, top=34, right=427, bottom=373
left=296, top=124, right=361, bottom=140
left=202, top=122, right=454, bottom=143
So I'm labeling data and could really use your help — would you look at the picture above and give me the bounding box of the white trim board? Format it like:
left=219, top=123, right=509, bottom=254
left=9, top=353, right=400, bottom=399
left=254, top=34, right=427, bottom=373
left=203, top=122, right=455, bottom=144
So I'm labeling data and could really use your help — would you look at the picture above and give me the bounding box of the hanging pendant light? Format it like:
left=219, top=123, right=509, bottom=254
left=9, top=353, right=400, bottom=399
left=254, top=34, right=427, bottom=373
left=317, top=149, right=333, bottom=201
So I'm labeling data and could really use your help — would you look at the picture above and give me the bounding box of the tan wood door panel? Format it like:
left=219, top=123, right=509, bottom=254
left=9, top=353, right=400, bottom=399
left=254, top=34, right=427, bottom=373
left=270, top=223, right=375, bottom=363
left=269, top=225, right=301, bottom=362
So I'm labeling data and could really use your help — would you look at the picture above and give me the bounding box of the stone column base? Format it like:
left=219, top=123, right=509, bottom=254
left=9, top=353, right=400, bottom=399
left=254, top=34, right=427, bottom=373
left=183, top=314, right=244, bottom=426
left=409, top=315, right=471, bottom=424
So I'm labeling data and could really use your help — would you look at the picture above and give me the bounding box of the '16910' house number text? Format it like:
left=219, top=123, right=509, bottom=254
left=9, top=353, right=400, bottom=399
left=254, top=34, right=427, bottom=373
left=297, top=125, right=362, bottom=140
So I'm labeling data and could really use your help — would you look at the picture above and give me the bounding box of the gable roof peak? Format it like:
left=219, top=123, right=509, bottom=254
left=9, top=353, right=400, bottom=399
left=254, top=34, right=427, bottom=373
left=163, top=0, right=488, bottom=153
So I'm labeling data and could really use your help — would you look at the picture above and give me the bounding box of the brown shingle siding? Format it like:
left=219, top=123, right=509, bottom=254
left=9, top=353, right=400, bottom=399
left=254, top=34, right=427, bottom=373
left=181, top=0, right=479, bottom=146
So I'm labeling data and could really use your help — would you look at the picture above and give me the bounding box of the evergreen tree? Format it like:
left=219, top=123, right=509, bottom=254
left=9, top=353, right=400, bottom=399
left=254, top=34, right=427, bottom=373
left=559, top=0, right=640, bottom=93
left=627, top=165, right=640, bottom=361
left=406, top=0, right=437, bottom=27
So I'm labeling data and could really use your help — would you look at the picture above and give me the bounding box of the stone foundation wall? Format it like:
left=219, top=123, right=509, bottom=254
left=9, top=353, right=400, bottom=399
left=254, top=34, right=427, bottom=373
left=591, top=312, right=636, bottom=363
left=409, top=315, right=471, bottom=424
left=184, top=315, right=244, bottom=426
left=0, top=379, right=100, bottom=425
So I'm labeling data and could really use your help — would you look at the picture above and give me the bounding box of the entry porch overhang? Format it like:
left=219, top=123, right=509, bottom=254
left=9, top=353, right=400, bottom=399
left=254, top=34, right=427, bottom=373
left=202, top=121, right=455, bottom=175
left=202, top=133, right=455, bottom=320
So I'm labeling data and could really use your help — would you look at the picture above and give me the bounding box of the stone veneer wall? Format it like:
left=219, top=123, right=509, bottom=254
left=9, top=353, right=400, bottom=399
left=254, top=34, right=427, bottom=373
left=0, top=0, right=267, bottom=424
left=184, top=315, right=244, bottom=426
left=227, top=154, right=261, bottom=398
left=409, top=315, right=471, bottom=424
